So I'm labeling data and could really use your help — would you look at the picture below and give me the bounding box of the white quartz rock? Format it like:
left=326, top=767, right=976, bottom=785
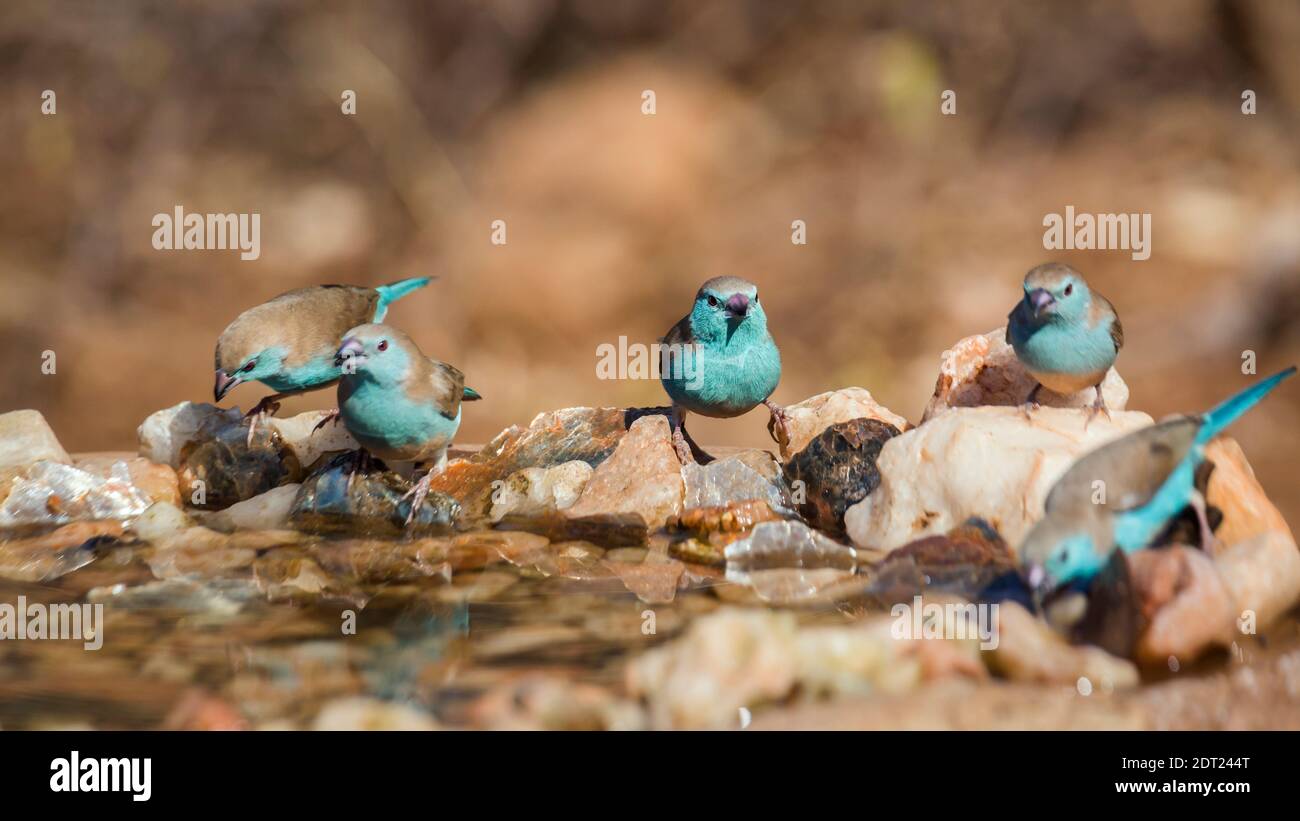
left=489, top=461, right=594, bottom=522
left=844, top=406, right=1152, bottom=552
left=137, top=402, right=242, bottom=467
left=783, top=387, right=911, bottom=457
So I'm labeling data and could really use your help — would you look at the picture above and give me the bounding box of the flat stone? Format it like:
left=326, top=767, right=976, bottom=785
left=290, top=453, right=458, bottom=537
left=201, top=484, right=301, bottom=532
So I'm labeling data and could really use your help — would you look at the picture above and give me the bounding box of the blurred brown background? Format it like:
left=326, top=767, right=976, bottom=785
left=2, top=0, right=1298, bottom=522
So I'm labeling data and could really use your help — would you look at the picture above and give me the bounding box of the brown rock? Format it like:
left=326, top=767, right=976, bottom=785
left=603, top=557, right=685, bottom=603
left=76, top=454, right=181, bottom=507
left=1129, top=546, right=1236, bottom=665
left=782, top=388, right=911, bottom=457
left=565, top=415, right=683, bottom=529
left=1204, top=437, right=1294, bottom=551
left=1216, top=530, right=1300, bottom=634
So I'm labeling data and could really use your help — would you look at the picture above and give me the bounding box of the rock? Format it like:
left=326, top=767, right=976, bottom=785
left=176, top=412, right=303, bottom=511
left=146, top=540, right=257, bottom=580
left=1216, top=530, right=1300, bottom=634
left=862, top=518, right=1019, bottom=607
left=290, top=453, right=458, bottom=537
left=468, top=675, right=645, bottom=731
left=1129, top=546, right=1236, bottom=665
left=201, top=484, right=300, bottom=532
left=1204, top=437, right=1295, bottom=551
left=265, top=412, right=359, bottom=471
left=988, top=602, right=1139, bottom=689
left=782, top=388, right=910, bottom=457
left=495, top=511, right=648, bottom=547
left=922, top=327, right=1129, bottom=422
left=732, top=568, right=863, bottom=606
left=311, top=697, right=440, bottom=731
left=566, top=416, right=682, bottom=529
left=0, top=460, right=154, bottom=527
left=845, top=406, right=1152, bottom=552
left=681, top=449, right=793, bottom=513
left=132, top=502, right=196, bottom=541
left=666, top=500, right=785, bottom=565
left=602, top=558, right=685, bottom=603
left=488, top=461, right=593, bottom=522
left=137, top=402, right=243, bottom=467
left=0, top=520, right=122, bottom=581
left=426, top=406, right=646, bottom=521
left=626, top=607, right=982, bottom=729
left=783, top=418, right=901, bottom=536
left=76, top=455, right=180, bottom=507
left=0, top=410, right=71, bottom=471
left=724, top=520, right=860, bottom=573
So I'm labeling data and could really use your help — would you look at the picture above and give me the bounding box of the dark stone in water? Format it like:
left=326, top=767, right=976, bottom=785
left=290, top=453, right=459, bottom=537
left=1072, top=549, right=1144, bottom=660
left=782, top=417, right=899, bottom=536
left=494, top=511, right=648, bottom=547
left=861, top=517, right=1016, bottom=606
left=177, top=414, right=302, bottom=510
left=427, top=407, right=661, bottom=523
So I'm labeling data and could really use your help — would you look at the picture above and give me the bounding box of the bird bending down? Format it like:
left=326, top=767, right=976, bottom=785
left=1020, top=366, right=1296, bottom=604
left=1007, top=262, right=1122, bottom=424
left=659, top=276, right=786, bottom=464
left=333, top=323, right=481, bottom=526
left=213, top=277, right=433, bottom=445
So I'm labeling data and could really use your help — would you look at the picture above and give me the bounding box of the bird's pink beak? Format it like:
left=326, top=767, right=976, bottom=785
left=725, top=293, right=750, bottom=318
left=214, top=369, right=240, bottom=402
left=1028, top=288, right=1056, bottom=316
left=335, top=337, right=366, bottom=370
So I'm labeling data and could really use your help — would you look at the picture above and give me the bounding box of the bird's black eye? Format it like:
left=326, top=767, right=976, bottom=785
left=1064, top=283, right=1074, bottom=296
left=706, top=295, right=718, bottom=307
left=241, top=361, right=256, bottom=373
left=377, top=340, right=388, bottom=352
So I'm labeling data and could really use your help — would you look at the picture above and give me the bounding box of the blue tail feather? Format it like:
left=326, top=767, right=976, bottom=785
left=1197, top=366, right=1296, bottom=445
left=373, top=276, right=433, bottom=321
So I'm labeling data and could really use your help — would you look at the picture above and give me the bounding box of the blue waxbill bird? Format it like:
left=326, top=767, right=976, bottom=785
left=1007, top=263, right=1122, bottom=418
left=659, top=276, right=786, bottom=463
left=333, top=323, right=481, bottom=525
left=214, top=277, right=432, bottom=443
left=1021, top=366, right=1296, bottom=601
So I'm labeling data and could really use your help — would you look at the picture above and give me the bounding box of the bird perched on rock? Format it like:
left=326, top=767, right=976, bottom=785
left=1007, top=263, right=1122, bottom=417
left=333, top=323, right=481, bottom=524
left=1021, top=366, right=1296, bottom=601
left=214, top=277, right=432, bottom=442
left=660, top=276, right=786, bottom=463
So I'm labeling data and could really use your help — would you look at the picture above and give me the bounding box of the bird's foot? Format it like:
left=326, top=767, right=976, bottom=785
left=671, top=426, right=696, bottom=465
left=401, top=470, right=434, bottom=527
left=1019, top=384, right=1043, bottom=422
left=311, top=408, right=342, bottom=435
left=763, top=399, right=792, bottom=461
left=346, top=449, right=371, bottom=493
left=1083, top=386, right=1111, bottom=431
left=1190, top=491, right=1220, bottom=553
left=243, top=397, right=283, bottom=447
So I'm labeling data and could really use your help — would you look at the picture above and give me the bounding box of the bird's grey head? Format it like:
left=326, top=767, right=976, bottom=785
left=1022, top=262, right=1091, bottom=323
left=690, top=276, right=765, bottom=341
